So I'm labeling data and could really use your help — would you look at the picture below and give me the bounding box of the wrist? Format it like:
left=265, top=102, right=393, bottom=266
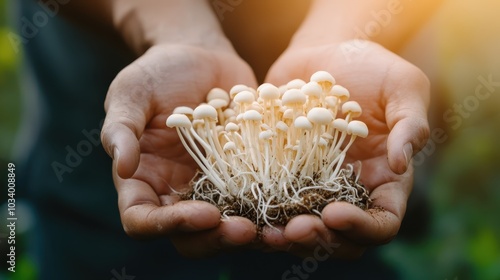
left=289, top=0, right=440, bottom=52
left=112, top=0, right=233, bottom=54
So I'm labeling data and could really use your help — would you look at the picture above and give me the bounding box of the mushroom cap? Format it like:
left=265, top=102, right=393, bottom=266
left=282, top=108, right=295, bottom=120
left=229, top=84, right=250, bottom=98
left=243, top=110, right=262, bottom=121
left=321, top=132, right=333, bottom=139
left=282, top=89, right=307, bottom=107
left=347, top=120, right=369, bottom=138
left=193, top=104, right=218, bottom=120
left=307, top=107, right=333, bottom=125
left=276, top=121, right=288, bottom=132
left=223, top=108, right=236, bottom=118
left=310, top=71, right=336, bottom=91
left=259, top=130, right=274, bottom=140
left=260, top=123, right=271, bottom=131
left=319, top=137, right=328, bottom=147
left=226, top=116, right=236, bottom=124
left=215, top=125, right=224, bottom=134
left=207, top=88, right=230, bottom=103
left=172, top=106, right=194, bottom=115
left=324, top=96, right=339, bottom=108
left=208, top=98, right=229, bottom=109
left=225, top=122, right=239, bottom=132
left=258, top=83, right=280, bottom=100
left=233, top=90, right=255, bottom=104
left=257, top=82, right=273, bottom=92
left=166, top=114, right=192, bottom=128
left=286, top=79, right=307, bottom=90
left=301, top=82, right=322, bottom=99
left=294, top=116, right=313, bottom=130
left=249, top=101, right=264, bottom=113
left=332, top=118, right=348, bottom=131
left=278, top=85, right=288, bottom=96
left=331, top=85, right=350, bottom=102
left=223, top=141, right=237, bottom=151
left=342, top=101, right=362, bottom=118
left=236, top=113, right=244, bottom=122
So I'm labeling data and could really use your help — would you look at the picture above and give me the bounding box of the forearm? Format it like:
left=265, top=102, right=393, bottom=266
left=59, top=0, right=230, bottom=54
left=290, top=0, right=444, bottom=51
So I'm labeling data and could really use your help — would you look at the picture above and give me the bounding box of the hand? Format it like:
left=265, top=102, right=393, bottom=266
left=263, top=40, right=430, bottom=259
left=101, top=44, right=259, bottom=257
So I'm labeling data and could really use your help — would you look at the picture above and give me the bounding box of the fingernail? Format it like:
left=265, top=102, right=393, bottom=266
left=403, top=143, right=413, bottom=170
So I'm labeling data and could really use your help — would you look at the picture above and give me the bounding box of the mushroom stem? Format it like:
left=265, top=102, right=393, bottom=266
left=176, top=128, right=226, bottom=193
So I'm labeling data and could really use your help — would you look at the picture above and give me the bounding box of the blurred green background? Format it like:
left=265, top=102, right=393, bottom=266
left=0, top=0, right=20, bottom=155
left=0, top=0, right=33, bottom=279
left=0, top=0, right=499, bottom=279
left=1, top=0, right=33, bottom=279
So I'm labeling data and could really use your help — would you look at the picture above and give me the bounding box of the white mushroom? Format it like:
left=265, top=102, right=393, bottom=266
left=342, top=101, right=362, bottom=121
left=230, top=84, right=250, bottom=99
left=286, top=78, right=307, bottom=90
left=233, top=90, right=255, bottom=113
left=207, top=88, right=230, bottom=103
left=330, top=85, right=350, bottom=103
left=301, top=81, right=323, bottom=109
left=172, top=106, right=194, bottom=116
left=310, top=71, right=335, bottom=93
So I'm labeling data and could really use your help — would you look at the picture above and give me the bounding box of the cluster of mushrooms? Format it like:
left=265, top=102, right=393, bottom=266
left=167, top=71, right=371, bottom=227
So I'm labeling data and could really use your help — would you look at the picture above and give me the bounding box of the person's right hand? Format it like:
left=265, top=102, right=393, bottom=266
left=101, top=43, right=259, bottom=257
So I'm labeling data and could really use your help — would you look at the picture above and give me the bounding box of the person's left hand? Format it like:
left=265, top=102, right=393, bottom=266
left=262, top=40, right=430, bottom=259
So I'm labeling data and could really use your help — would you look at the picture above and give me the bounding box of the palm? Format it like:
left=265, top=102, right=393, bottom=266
left=264, top=41, right=430, bottom=257
left=268, top=41, right=428, bottom=186
left=110, top=45, right=255, bottom=192
left=102, top=44, right=259, bottom=256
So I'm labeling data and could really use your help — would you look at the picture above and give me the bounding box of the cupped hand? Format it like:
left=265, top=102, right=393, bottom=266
left=263, top=40, right=430, bottom=259
left=101, top=44, right=259, bottom=257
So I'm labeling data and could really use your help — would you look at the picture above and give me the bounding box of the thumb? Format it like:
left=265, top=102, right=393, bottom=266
left=385, top=71, right=430, bottom=174
left=101, top=68, right=152, bottom=179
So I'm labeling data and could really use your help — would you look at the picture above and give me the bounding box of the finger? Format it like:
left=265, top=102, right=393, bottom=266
left=264, top=58, right=306, bottom=87
left=322, top=200, right=403, bottom=246
left=262, top=216, right=365, bottom=259
left=261, top=225, right=288, bottom=250
left=384, top=66, right=430, bottom=174
left=121, top=199, right=221, bottom=238
left=101, top=66, right=153, bottom=178
left=116, top=168, right=221, bottom=237
left=170, top=216, right=257, bottom=258
left=322, top=160, right=413, bottom=245
left=387, top=115, right=429, bottom=174
left=101, top=121, right=142, bottom=179
left=284, top=215, right=328, bottom=247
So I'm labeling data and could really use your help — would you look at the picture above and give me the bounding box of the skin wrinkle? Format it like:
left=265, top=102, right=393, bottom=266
left=379, top=59, right=399, bottom=117
left=119, top=115, right=145, bottom=137
left=134, top=154, right=193, bottom=193
left=122, top=205, right=154, bottom=237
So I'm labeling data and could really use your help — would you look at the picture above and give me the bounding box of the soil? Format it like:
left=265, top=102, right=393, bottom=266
left=180, top=171, right=373, bottom=228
